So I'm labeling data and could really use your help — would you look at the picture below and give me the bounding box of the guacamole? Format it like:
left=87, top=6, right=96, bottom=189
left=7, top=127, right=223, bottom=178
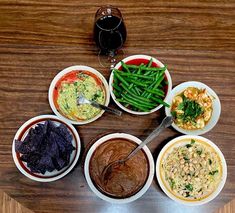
left=54, top=71, right=105, bottom=121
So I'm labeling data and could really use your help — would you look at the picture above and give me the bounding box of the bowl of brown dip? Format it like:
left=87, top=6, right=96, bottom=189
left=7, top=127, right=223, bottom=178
left=84, top=133, right=154, bottom=203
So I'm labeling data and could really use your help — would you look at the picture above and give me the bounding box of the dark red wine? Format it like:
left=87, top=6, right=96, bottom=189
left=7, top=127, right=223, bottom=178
left=94, top=15, right=127, bottom=54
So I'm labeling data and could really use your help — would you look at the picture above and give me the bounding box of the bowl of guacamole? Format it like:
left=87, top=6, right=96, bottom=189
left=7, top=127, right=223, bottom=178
left=49, top=65, right=110, bottom=125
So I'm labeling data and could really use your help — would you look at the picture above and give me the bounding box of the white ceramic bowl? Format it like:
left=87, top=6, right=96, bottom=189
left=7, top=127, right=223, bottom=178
left=165, top=81, right=221, bottom=135
left=48, top=65, right=110, bottom=125
left=156, top=135, right=227, bottom=206
left=12, top=115, right=81, bottom=182
left=84, top=133, right=154, bottom=203
left=109, top=55, right=172, bottom=115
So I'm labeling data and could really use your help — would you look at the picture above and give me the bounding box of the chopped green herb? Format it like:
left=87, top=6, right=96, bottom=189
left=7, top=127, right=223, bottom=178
left=64, top=102, right=70, bottom=110
left=169, top=179, right=175, bottom=190
left=209, top=159, right=212, bottom=165
left=186, top=144, right=192, bottom=148
left=77, top=72, right=88, bottom=78
left=177, top=102, right=184, bottom=110
left=176, top=96, right=204, bottom=123
left=191, top=139, right=196, bottom=144
left=171, top=110, right=177, bottom=118
left=209, top=170, right=218, bottom=175
left=196, top=150, right=202, bottom=155
left=184, top=156, right=190, bottom=161
left=185, top=184, right=193, bottom=191
left=185, top=192, right=190, bottom=197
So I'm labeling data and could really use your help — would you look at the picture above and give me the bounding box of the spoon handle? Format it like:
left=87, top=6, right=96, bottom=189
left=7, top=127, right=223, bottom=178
left=126, top=116, right=173, bottom=161
left=91, top=102, right=122, bottom=116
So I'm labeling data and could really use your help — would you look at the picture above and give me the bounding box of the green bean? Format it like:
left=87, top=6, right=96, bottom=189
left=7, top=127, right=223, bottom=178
left=150, top=97, right=170, bottom=107
left=129, top=64, right=146, bottom=91
left=112, top=82, right=122, bottom=91
left=133, top=86, right=141, bottom=96
left=152, top=88, right=165, bottom=95
left=113, top=72, right=118, bottom=79
left=137, top=63, right=144, bottom=73
left=126, top=83, right=138, bottom=95
left=159, top=69, right=166, bottom=77
left=116, top=71, right=155, bottom=80
left=117, top=99, right=150, bottom=112
left=122, top=93, right=156, bottom=108
left=142, top=91, right=149, bottom=98
left=144, top=70, right=152, bottom=76
left=113, top=70, right=138, bottom=96
left=125, top=64, right=166, bottom=72
left=147, top=58, right=153, bottom=68
left=113, top=90, right=121, bottom=98
left=125, top=78, right=152, bottom=87
left=146, top=75, right=165, bottom=99
left=120, top=83, right=154, bottom=103
left=121, top=61, right=130, bottom=73
left=113, top=60, right=168, bottom=112
left=135, top=87, right=142, bottom=95
left=144, top=75, right=164, bottom=98
left=141, top=78, right=160, bottom=97
left=118, top=97, right=151, bottom=112
left=113, top=70, right=129, bottom=87
left=145, top=88, right=165, bottom=97
left=117, top=98, right=145, bottom=110
left=145, top=86, right=165, bottom=95
left=153, top=75, right=165, bottom=89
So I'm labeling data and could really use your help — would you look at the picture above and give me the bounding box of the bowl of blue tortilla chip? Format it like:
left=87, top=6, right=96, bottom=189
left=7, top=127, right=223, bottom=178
left=12, top=115, right=81, bottom=182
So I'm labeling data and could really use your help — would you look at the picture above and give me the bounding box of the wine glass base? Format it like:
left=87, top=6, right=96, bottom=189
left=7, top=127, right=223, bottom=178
left=98, top=49, right=125, bottom=69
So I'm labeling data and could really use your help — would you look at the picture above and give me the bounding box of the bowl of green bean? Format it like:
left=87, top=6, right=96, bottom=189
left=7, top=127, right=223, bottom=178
left=109, top=55, right=172, bottom=115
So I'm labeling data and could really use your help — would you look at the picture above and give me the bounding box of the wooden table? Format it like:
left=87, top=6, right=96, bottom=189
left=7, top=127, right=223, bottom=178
left=0, top=1, right=235, bottom=212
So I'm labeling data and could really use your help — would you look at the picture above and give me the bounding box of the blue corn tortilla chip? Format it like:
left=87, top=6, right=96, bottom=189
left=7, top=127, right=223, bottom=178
left=55, top=123, right=73, bottom=143
left=15, top=140, right=31, bottom=154
left=15, top=119, right=76, bottom=174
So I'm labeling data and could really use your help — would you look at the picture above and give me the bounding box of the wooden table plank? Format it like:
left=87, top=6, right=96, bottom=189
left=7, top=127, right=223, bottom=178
left=0, top=190, right=34, bottom=213
left=0, top=1, right=234, bottom=50
left=214, top=199, right=235, bottom=213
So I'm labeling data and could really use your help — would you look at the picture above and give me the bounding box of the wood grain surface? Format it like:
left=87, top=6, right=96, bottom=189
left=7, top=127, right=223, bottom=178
left=214, top=198, right=235, bottom=213
left=0, top=190, right=34, bottom=213
left=0, top=0, right=235, bottom=213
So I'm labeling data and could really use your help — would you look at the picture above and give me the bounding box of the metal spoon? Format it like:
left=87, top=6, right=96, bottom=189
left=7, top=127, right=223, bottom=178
left=101, top=116, right=173, bottom=183
left=77, top=94, right=122, bottom=116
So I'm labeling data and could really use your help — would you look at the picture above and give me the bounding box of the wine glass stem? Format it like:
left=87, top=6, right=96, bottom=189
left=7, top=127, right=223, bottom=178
left=109, top=51, right=116, bottom=70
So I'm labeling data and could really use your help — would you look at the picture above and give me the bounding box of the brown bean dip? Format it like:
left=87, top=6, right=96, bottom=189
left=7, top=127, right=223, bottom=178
left=89, top=138, right=149, bottom=198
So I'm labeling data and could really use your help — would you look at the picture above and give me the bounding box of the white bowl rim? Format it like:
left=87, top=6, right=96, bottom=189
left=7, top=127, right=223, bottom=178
left=48, top=65, right=110, bottom=125
left=109, top=54, right=172, bottom=115
left=84, top=133, right=154, bottom=204
left=156, top=135, right=227, bottom=206
left=12, top=114, right=81, bottom=182
left=165, top=81, right=221, bottom=135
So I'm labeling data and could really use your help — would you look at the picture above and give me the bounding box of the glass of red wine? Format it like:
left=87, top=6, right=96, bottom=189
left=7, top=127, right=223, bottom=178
left=94, top=6, right=127, bottom=69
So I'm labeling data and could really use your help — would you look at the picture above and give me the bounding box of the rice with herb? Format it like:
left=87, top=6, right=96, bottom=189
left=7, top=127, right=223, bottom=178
left=161, top=139, right=222, bottom=200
